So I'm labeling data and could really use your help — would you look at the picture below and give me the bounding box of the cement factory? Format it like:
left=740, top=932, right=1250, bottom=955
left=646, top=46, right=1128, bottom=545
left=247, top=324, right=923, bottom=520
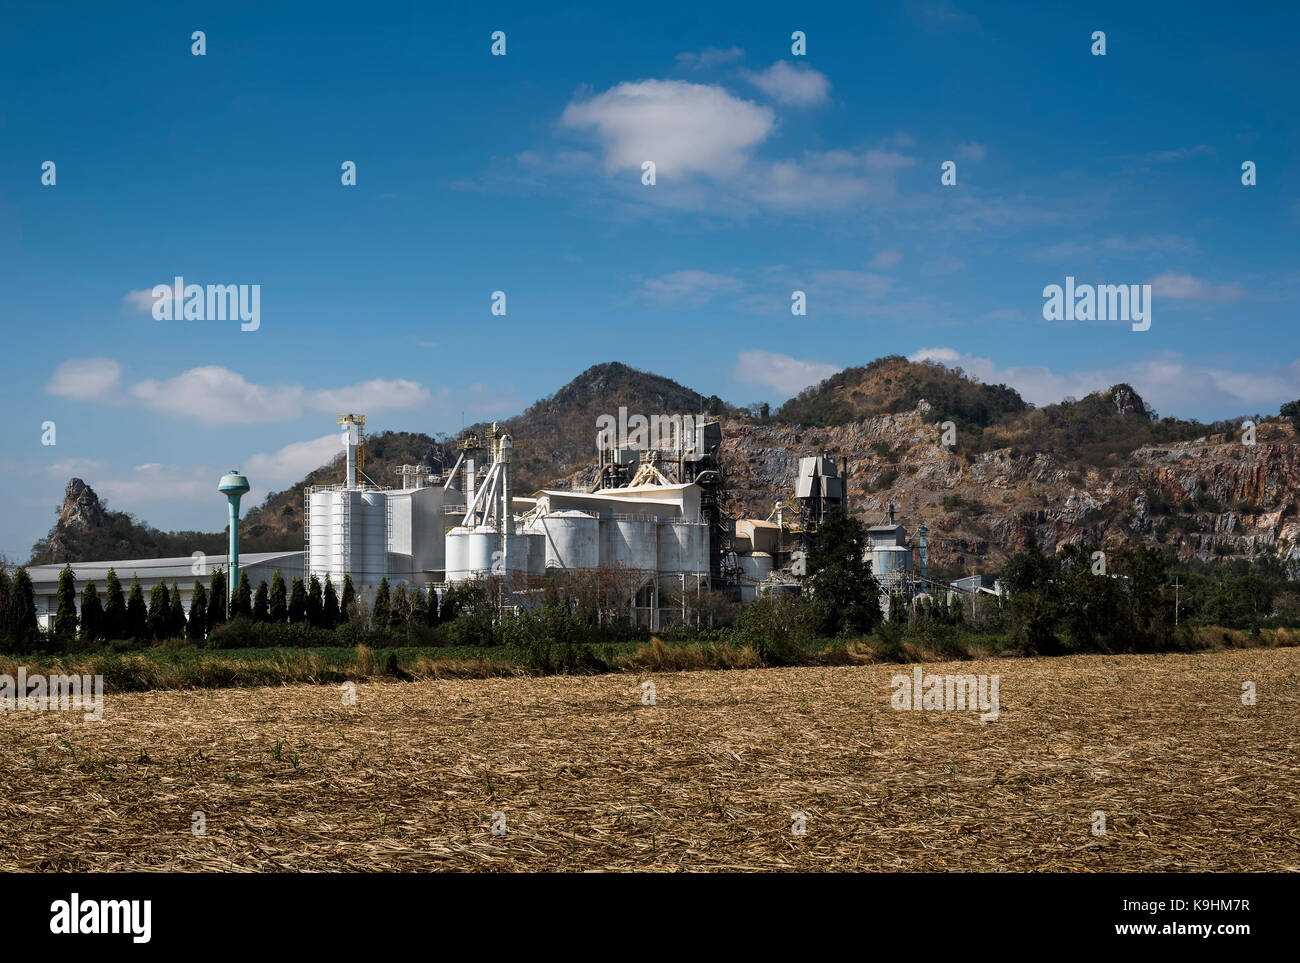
left=27, top=413, right=997, bottom=629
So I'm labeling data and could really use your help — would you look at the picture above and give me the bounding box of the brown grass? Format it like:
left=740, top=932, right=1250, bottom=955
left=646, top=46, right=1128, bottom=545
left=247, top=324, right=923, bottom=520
left=0, top=648, right=1296, bottom=872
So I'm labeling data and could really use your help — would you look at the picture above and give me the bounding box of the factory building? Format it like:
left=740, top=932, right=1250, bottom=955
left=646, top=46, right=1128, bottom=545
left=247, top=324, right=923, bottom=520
left=24, top=551, right=304, bottom=631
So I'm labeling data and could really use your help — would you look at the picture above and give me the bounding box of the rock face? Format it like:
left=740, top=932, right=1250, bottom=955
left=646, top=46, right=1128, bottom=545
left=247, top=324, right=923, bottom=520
left=43, top=478, right=109, bottom=559
left=711, top=406, right=1300, bottom=570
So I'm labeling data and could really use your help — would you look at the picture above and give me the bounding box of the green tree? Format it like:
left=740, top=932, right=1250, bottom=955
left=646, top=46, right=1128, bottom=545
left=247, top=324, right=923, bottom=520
left=288, top=576, right=307, bottom=625
left=269, top=570, right=287, bottom=623
left=323, top=575, right=340, bottom=626
left=168, top=582, right=187, bottom=638
left=1280, top=399, right=1300, bottom=434
left=103, top=568, right=126, bottom=641
left=207, top=570, right=228, bottom=631
left=306, top=575, right=323, bottom=627
left=148, top=581, right=171, bottom=640
left=800, top=511, right=882, bottom=636
left=252, top=580, right=270, bottom=622
left=231, top=571, right=253, bottom=619
left=1002, top=539, right=1063, bottom=654
left=390, top=583, right=408, bottom=626
left=341, top=573, right=356, bottom=621
left=7, top=567, right=40, bottom=651
left=54, top=564, right=78, bottom=644
left=125, top=578, right=149, bottom=643
left=187, top=582, right=208, bottom=641
left=372, top=577, right=391, bottom=628
left=80, top=582, right=103, bottom=644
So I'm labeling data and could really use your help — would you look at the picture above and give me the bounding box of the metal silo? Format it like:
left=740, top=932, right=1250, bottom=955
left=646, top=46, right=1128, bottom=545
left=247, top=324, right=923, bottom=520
left=657, top=519, right=707, bottom=574
left=525, top=510, right=599, bottom=571
left=601, top=515, right=658, bottom=571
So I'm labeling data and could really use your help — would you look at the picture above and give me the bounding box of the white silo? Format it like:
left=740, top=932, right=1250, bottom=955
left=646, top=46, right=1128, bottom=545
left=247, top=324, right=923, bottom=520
left=657, top=519, right=708, bottom=575
left=525, top=510, right=600, bottom=571
left=602, top=515, right=658, bottom=571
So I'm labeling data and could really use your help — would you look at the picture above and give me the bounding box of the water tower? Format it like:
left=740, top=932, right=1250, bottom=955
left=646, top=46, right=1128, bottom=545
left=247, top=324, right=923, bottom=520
left=218, top=469, right=251, bottom=610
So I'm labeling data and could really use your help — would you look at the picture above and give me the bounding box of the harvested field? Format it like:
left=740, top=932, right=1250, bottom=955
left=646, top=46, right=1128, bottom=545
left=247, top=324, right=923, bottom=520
left=1, top=648, right=1296, bottom=872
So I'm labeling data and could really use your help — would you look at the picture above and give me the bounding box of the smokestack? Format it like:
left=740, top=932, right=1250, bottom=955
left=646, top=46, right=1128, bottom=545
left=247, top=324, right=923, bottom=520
left=918, top=521, right=928, bottom=579
left=888, top=501, right=895, bottom=526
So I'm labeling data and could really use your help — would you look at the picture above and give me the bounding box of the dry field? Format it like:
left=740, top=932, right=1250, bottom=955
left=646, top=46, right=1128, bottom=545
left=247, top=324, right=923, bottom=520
left=1, top=648, right=1296, bottom=872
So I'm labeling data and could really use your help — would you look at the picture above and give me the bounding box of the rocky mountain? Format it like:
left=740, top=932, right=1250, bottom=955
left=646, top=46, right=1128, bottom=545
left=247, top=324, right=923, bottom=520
left=28, top=358, right=1300, bottom=572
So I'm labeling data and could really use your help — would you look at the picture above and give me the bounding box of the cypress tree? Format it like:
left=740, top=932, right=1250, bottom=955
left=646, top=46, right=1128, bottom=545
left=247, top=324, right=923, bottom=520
left=269, top=570, right=287, bottom=623
left=253, top=580, right=270, bottom=622
left=207, top=570, right=227, bottom=631
left=10, top=568, right=39, bottom=650
left=126, top=578, right=149, bottom=643
left=148, top=582, right=171, bottom=640
left=54, top=564, right=78, bottom=644
left=103, top=568, right=126, bottom=641
left=306, top=575, right=323, bottom=627
left=288, top=577, right=307, bottom=624
left=0, top=567, right=11, bottom=647
left=372, top=577, right=391, bottom=628
left=323, top=575, right=340, bottom=626
left=188, top=582, right=208, bottom=641
left=231, top=571, right=253, bottom=619
left=80, top=582, right=103, bottom=644
left=341, top=573, right=356, bottom=621
left=168, top=582, right=187, bottom=638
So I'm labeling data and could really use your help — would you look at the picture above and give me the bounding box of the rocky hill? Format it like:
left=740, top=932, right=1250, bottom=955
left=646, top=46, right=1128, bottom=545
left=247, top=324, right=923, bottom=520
left=27, top=358, right=1300, bottom=572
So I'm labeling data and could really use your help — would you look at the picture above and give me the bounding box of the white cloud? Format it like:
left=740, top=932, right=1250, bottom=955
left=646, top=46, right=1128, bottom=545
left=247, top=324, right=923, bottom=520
left=957, top=141, right=986, bottom=162
left=45, top=358, right=122, bottom=400
left=309, top=378, right=431, bottom=414
left=129, top=367, right=305, bottom=423
left=742, top=61, right=830, bottom=106
left=908, top=347, right=1300, bottom=417
left=242, top=433, right=342, bottom=487
left=1148, top=271, right=1246, bottom=301
left=734, top=349, right=838, bottom=398
left=560, top=79, right=774, bottom=177
left=870, top=249, right=904, bottom=269
left=126, top=366, right=433, bottom=424
left=676, top=46, right=744, bottom=69
left=123, top=288, right=160, bottom=313
left=640, top=270, right=744, bottom=304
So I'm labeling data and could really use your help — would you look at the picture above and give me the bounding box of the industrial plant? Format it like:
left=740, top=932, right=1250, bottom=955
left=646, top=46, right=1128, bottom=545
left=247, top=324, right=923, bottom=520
left=26, top=412, right=994, bottom=629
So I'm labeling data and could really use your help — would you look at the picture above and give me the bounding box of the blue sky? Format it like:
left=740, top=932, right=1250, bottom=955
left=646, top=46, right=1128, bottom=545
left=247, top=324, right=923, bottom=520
left=1, top=0, right=1297, bottom=559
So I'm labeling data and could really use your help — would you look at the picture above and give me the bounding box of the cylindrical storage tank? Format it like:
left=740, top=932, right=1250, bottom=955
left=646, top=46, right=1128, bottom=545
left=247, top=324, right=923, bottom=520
left=497, top=532, right=533, bottom=576
left=525, top=510, right=599, bottom=571
left=462, top=526, right=498, bottom=579
left=307, top=490, right=339, bottom=578
left=602, top=516, right=658, bottom=572
left=737, top=552, right=774, bottom=582
left=444, top=526, right=471, bottom=582
left=525, top=532, right=546, bottom=576
left=355, top=491, right=389, bottom=583
left=657, top=520, right=708, bottom=574
left=871, top=546, right=910, bottom=577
